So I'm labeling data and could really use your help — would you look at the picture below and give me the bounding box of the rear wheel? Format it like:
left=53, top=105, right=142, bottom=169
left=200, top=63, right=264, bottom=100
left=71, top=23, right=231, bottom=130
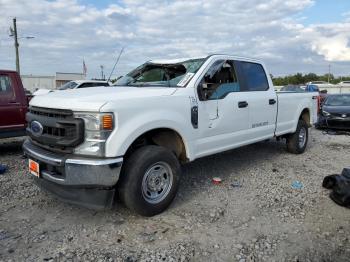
left=118, top=145, right=181, bottom=216
left=286, top=120, right=308, bottom=154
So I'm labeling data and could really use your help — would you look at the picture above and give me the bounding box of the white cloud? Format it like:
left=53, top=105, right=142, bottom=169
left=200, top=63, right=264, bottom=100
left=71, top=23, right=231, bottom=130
left=299, top=23, right=350, bottom=62
left=0, top=0, right=349, bottom=77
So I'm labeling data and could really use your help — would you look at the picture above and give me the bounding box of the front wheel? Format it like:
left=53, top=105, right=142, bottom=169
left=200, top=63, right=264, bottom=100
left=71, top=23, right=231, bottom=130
left=118, top=145, right=181, bottom=216
left=286, top=120, right=309, bottom=154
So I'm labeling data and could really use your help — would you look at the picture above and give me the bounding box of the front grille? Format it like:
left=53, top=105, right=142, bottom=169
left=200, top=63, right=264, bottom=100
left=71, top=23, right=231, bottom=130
left=26, top=107, right=84, bottom=153
left=29, top=107, right=72, bottom=119
left=44, top=126, right=66, bottom=137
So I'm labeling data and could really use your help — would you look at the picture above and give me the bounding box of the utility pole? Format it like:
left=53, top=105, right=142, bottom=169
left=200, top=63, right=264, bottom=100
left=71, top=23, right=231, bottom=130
left=13, top=18, right=20, bottom=75
left=328, top=64, right=331, bottom=83
left=100, top=65, right=104, bottom=80
left=9, top=18, right=34, bottom=75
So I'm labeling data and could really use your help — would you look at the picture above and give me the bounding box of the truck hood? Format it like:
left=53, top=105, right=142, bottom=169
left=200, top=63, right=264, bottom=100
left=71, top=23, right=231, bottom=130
left=29, top=86, right=177, bottom=111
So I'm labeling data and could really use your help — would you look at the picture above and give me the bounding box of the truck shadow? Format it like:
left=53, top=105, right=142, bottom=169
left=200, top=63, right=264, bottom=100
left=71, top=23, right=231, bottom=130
left=176, top=139, right=287, bottom=203
left=0, top=138, right=25, bottom=156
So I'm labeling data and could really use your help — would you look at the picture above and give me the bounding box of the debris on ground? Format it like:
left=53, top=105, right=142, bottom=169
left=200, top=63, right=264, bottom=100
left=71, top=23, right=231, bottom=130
left=212, top=177, right=222, bottom=185
left=291, top=180, right=303, bottom=190
left=0, top=164, right=7, bottom=175
left=230, top=180, right=242, bottom=188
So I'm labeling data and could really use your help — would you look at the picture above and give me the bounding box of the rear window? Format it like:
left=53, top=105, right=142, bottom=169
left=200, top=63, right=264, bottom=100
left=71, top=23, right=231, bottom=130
left=78, top=82, right=109, bottom=88
left=93, top=82, right=109, bottom=86
left=235, top=61, right=269, bottom=91
left=0, top=75, right=14, bottom=96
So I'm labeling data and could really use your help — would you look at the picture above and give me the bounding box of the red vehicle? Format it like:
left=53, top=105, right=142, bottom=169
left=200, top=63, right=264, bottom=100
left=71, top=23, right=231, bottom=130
left=0, top=70, right=30, bottom=138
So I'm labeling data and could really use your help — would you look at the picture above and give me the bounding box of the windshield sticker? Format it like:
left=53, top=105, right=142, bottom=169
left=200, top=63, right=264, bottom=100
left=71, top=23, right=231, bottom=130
left=177, top=73, right=195, bottom=87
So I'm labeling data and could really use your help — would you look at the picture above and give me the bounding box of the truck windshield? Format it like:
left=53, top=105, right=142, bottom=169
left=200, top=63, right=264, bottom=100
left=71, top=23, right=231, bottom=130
left=58, top=81, right=78, bottom=90
left=113, top=58, right=206, bottom=87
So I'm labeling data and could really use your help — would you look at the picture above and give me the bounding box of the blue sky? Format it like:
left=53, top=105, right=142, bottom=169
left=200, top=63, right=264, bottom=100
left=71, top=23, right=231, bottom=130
left=79, top=0, right=117, bottom=8
left=1, top=0, right=350, bottom=77
left=301, top=0, right=350, bottom=24
left=80, top=0, right=350, bottom=25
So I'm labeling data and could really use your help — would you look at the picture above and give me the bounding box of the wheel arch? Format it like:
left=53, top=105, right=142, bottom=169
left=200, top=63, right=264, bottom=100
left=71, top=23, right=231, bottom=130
left=299, top=108, right=311, bottom=127
left=123, top=127, right=190, bottom=163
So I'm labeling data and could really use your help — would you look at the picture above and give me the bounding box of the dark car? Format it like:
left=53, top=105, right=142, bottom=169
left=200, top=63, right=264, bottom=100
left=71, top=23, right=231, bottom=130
left=316, top=94, right=350, bottom=130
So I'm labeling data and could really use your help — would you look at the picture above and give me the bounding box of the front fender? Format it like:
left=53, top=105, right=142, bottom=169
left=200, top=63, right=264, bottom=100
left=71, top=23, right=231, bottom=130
left=105, top=109, right=195, bottom=160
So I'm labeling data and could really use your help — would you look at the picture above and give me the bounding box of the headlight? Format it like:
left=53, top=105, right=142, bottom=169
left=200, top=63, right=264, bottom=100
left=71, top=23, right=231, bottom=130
left=73, top=112, right=115, bottom=156
left=322, top=110, right=330, bottom=117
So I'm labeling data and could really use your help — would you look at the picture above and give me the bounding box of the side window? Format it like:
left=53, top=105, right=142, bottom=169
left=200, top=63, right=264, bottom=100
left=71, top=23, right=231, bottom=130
left=235, top=61, right=269, bottom=91
left=93, top=83, right=108, bottom=87
left=198, top=60, right=240, bottom=100
left=78, top=83, right=93, bottom=88
left=0, top=75, right=14, bottom=97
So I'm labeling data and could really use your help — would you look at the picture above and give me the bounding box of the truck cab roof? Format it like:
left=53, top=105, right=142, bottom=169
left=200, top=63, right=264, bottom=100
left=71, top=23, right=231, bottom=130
left=73, top=80, right=109, bottom=84
left=149, top=54, right=264, bottom=65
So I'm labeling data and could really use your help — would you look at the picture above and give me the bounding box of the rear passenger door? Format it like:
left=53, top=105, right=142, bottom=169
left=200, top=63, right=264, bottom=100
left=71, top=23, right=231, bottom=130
left=0, top=73, right=26, bottom=131
left=235, top=61, right=277, bottom=141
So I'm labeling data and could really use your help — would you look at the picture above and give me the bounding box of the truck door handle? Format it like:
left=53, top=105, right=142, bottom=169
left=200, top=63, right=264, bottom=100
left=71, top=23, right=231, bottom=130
left=238, top=101, right=248, bottom=108
left=269, top=99, right=276, bottom=105
left=9, top=101, right=20, bottom=105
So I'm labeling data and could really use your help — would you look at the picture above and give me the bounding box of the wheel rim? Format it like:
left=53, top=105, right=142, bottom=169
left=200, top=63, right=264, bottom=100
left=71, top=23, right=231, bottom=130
left=141, top=161, right=173, bottom=204
left=298, top=127, right=307, bottom=148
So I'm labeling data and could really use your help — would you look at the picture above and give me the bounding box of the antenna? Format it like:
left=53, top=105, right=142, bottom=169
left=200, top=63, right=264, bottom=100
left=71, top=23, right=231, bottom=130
left=107, top=47, right=124, bottom=82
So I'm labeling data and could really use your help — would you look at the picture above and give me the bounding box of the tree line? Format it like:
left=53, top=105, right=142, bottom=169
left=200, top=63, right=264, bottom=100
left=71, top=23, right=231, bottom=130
left=271, top=73, right=350, bottom=86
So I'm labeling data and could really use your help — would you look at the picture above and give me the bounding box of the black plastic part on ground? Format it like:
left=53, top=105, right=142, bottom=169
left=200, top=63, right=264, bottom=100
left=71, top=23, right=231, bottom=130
left=321, top=129, right=350, bottom=136
left=322, top=167, right=350, bottom=208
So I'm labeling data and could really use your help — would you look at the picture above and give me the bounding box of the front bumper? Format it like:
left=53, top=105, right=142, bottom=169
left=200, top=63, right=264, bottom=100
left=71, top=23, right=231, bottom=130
left=317, top=115, right=350, bottom=130
left=23, top=139, right=123, bottom=209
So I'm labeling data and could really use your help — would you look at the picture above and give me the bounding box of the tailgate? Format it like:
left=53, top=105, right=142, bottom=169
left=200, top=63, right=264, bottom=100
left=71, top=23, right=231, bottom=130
left=311, top=93, right=319, bottom=124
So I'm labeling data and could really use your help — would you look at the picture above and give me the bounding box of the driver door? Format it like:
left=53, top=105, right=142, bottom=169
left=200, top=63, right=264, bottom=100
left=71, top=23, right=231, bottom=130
left=194, top=59, right=250, bottom=157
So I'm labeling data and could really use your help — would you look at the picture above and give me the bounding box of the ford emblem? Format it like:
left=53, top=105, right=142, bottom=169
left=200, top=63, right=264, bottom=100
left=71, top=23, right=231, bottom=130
left=30, top=121, right=44, bottom=136
left=342, top=114, right=347, bottom=118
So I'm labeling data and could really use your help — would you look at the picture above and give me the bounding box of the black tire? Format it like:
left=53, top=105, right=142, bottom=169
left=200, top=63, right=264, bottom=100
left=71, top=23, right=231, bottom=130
left=118, top=145, right=181, bottom=216
left=286, top=120, right=309, bottom=154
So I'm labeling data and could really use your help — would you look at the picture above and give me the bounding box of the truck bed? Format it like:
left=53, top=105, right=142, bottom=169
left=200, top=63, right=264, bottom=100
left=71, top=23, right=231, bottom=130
left=275, top=91, right=318, bottom=136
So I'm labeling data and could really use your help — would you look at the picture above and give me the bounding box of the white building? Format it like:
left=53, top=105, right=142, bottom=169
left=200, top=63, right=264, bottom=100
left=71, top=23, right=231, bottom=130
left=21, top=72, right=85, bottom=92
left=21, top=75, right=55, bottom=92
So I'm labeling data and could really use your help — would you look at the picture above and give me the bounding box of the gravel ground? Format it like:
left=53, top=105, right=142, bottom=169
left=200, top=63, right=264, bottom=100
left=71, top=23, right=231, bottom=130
left=0, top=129, right=349, bottom=262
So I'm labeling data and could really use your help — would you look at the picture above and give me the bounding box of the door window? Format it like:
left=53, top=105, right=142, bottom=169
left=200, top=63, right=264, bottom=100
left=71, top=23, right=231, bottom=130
left=235, top=61, right=269, bottom=91
left=78, top=83, right=93, bottom=88
left=0, top=75, right=14, bottom=98
left=92, top=82, right=109, bottom=87
left=198, top=60, right=240, bottom=100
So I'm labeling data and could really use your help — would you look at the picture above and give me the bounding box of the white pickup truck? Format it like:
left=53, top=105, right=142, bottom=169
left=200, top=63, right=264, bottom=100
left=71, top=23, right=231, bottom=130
left=23, top=54, right=318, bottom=216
